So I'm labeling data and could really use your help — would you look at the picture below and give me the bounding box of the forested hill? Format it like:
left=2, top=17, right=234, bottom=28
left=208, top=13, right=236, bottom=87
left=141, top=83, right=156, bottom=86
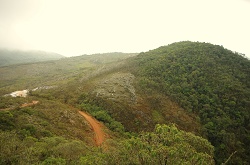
left=130, top=41, right=250, bottom=164
left=0, top=49, right=64, bottom=67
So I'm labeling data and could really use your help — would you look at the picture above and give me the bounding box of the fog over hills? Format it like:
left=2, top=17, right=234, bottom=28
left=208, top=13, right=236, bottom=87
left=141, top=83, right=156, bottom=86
left=0, top=49, right=64, bottom=67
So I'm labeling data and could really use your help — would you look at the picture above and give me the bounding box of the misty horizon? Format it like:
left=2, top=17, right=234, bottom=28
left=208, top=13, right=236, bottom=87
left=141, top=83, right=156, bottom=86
left=0, top=0, right=250, bottom=58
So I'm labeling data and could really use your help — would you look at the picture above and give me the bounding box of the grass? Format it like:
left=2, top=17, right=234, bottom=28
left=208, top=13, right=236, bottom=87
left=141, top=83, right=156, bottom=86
left=0, top=53, right=137, bottom=95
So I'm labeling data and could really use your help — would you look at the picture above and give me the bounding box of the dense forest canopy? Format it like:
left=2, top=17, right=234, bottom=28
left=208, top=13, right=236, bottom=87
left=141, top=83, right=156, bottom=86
left=130, top=41, right=250, bottom=164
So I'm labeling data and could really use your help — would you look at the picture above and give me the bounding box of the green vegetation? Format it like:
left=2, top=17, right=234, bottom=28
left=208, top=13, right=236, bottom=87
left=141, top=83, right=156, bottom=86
left=79, top=124, right=214, bottom=165
left=130, top=41, right=250, bottom=164
left=0, top=97, right=92, bottom=141
left=0, top=97, right=94, bottom=164
left=0, top=131, right=87, bottom=165
left=0, top=52, right=137, bottom=95
left=78, top=93, right=126, bottom=134
left=0, top=97, right=214, bottom=164
left=1, top=42, right=249, bottom=164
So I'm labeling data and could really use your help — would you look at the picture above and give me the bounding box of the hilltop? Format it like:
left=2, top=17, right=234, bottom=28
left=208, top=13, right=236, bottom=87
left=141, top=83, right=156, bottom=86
left=129, top=41, right=250, bottom=164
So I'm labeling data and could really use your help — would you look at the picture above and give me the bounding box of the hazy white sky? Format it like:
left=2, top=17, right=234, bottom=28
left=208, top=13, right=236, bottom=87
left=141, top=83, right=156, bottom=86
left=0, top=0, right=250, bottom=57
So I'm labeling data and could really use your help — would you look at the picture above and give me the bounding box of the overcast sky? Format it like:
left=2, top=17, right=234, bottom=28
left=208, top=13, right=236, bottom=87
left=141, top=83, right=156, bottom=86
left=0, top=0, right=250, bottom=57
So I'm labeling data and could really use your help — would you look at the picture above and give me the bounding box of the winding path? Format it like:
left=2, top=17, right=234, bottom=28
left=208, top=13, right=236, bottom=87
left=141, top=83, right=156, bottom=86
left=78, top=111, right=105, bottom=146
left=0, top=100, right=105, bottom=146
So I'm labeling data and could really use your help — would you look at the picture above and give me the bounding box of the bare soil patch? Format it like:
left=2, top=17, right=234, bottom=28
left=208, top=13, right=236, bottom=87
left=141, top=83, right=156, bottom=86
left=78, top=111, right=105, bottom=146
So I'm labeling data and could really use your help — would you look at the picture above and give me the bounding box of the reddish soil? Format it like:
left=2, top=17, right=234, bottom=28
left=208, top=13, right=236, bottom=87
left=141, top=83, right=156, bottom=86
left=78, top=111, right=105, bottom=146
left=1, top=100, right=105, bottom=146
left=0, top=107, right=11, bottom=111
left=20, top=101, right=39, bottom=107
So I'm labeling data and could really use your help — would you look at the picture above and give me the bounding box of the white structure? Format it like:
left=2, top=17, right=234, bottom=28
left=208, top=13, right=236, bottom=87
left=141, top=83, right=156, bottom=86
left=9, top=90, right=29, bottom=97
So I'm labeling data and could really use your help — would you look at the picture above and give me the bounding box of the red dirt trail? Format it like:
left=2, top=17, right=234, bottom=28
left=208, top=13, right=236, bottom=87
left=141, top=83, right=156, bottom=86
left=78, top=111, right=105, bottom=146
left=20, top=101, right=39, bottom=107
left=0, top=100, right=105, bottom=146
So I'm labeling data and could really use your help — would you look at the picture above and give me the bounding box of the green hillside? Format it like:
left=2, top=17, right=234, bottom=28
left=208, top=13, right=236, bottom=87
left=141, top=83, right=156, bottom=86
left=0, top=52, right=137, bottom=95
left=1, top=42, right=249, bottom=164
left=0, top=51, right=215, bottom=164
left=130, top=41, right=250, bottom=164
left=0, top=49, right=64, bottom=67
left=0, top=96, right=104, bottom=164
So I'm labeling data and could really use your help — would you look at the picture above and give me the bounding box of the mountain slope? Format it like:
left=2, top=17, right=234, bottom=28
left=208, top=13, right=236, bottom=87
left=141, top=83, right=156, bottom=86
left=0, top=50, right=214, bottom=164
left=0, top=49, right=64, bottom=67
left=0, top=52, right=137, bottom=95
left=129, top=41, right=250, bottom=164
left=1, top=43, right=249, bottom=164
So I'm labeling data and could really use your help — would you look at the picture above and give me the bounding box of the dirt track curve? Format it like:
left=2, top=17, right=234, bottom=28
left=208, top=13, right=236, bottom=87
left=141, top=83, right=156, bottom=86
left=0, top=100, right=105, bottom=146
left=78, top=111, right=105, bottom=146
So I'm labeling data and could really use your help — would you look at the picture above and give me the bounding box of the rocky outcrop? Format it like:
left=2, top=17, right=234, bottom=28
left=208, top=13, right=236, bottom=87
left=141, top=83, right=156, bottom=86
left=93, top=72, right=137, bottom=104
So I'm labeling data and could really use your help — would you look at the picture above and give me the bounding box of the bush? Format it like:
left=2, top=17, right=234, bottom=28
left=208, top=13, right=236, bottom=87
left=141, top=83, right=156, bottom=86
left=79, top=103, right=126, bottom=134
left=41, top=157, right=66, bottom=165
left=0, top=111, right=15, bottom=130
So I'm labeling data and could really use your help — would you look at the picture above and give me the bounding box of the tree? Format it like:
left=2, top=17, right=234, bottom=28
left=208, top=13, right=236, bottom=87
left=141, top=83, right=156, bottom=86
left=83, top=124, right=215, bottom=164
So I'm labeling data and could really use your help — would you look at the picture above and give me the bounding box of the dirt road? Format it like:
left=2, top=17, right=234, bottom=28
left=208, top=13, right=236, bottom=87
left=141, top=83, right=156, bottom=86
left=0, top=101, right=105, bottom=146
left=78, top=111, right=105, bottom=146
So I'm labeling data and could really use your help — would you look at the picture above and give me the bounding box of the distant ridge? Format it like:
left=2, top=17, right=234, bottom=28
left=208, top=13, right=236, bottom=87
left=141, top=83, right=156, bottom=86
left=0, top=49, right=64, bottom=67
